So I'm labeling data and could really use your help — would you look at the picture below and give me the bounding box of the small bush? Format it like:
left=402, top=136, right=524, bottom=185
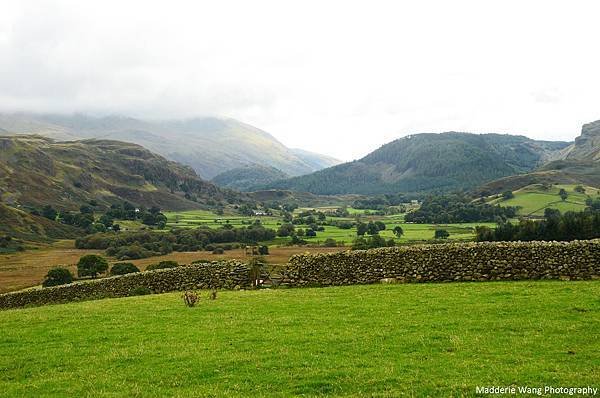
left=182, top=291, right=199, bottom=307
left=258, top=245, right=269, bottom=255
left=212, top=247, right=224, bottom=254
left=130, top=286, right=152, bottom=296
left=434, top=229, right=450, bottom=239
left=322, top=238, right=338, bottom=247
left=146, top=260, right=180, bottom=271
left=42, top=267, right=74, bottom=287
left=110, top=262, right=140, bottom=276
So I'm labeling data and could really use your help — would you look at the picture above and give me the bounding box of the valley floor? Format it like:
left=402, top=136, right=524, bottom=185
left=0, top=282, right=598, bottom=397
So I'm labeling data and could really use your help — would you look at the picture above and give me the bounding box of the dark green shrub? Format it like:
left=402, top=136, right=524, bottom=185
left=212, top=247, right=224, bottom=254
left=323, top=238, right=337, bottom=247
left=42, top=267, right=74, bottom=287
left=110, top=262, right=140, bottom=276
left=130, top=286, right=152, bottom=296
left=434, top=229, right=450, bottom=239
left=258, top=245, right=269, bottom=255
left=146, top=260, right=179, bottom=271
left=77, top=255, right=109, bottom=278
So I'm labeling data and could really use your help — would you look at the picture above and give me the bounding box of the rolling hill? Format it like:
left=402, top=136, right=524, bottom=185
left=0, top=203, right=82, bottom=242
left=0, top=135, right=246, bottom=212
left=264, top=132, right=570, bottom=195
left=211, top=164, right=289, bottom=191
left=0, top=113, right=340, bottom=179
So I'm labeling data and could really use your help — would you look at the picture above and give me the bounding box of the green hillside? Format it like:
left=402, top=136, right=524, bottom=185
left=1, top=282, right=598, bottom=396
left=486, top=184, right=599, bottom=217
left=0, top=113, right=340, bottom=179
left=211, top=164, right=288, bottom=191
left=0, top=135, right=246, bottom=212
left=0, top=203, right=81, bottom=242
left=265, top=132, right=570, bottom=195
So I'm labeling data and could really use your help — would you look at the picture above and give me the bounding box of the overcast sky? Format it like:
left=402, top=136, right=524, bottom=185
left=1, top=0, right=599, bottom=160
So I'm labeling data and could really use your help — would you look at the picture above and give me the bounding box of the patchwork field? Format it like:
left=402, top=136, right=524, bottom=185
left=165, top=209, right=495, bottom=245
left=489, top=184, right=599, bottom=217
left=0, top=282, right=598, bottom=396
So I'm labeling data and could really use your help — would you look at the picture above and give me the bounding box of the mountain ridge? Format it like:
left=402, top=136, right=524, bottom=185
left=262, top=132, right=572, bottom=195
left=0, top=112, right=341, bottom=179
left=0, top=135, right=246, bottom=211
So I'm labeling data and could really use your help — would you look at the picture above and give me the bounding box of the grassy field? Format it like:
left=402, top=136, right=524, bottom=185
left=0, top=281, right=598, bottom=396
left=489, top=184, right=599, bottom=217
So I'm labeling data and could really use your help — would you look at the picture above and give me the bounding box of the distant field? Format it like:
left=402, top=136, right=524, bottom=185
left=489, top=184, right=599, bottom=216
left=1, top=282, right=598, bottom=396
left=164, top=209, right=494, bottom=245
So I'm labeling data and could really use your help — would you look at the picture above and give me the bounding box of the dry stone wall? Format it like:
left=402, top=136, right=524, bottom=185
left=281, top=240, right=600, bottom=286
left=0, top=260, right=250, bottom=309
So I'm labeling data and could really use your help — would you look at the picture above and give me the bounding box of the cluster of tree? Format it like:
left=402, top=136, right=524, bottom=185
left=356, top=221, right=386, bottom=236
left=405, top=194, right=518, bottom=223
left=352, top=194, right=410, bottom=210
left=75, top=224, right=276, bottom=260
left=352, top=235, right=396, bottom=250
left=292, top=210, right=327, bottom=225
left=42, top=256, right=143, bottom=287
left=476, top=207, right=600, bottom=242
left=36, top=201, right=168, bottom=234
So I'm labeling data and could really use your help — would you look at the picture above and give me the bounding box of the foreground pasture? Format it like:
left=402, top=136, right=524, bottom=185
left=1, top=282, right=598, bottom=396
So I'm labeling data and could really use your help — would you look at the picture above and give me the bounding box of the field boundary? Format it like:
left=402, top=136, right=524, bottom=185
left=1, top=240, right=599, bottom=309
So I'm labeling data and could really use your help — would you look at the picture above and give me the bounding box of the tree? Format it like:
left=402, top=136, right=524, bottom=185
left=80, top=205, right=94, bottom=215
left=502, top=191, right=514, bottom=200
left=434, top=229, right=450, bottom=239
left=559, top=188, right=568, bottom=201
left=367, top=222, right=380, bottom=235
left=110, top=262, right=140, bottom=276
left=258, top=245, right=269, bottom=255
left=277, top=223, right=295, bottom=237
left=393, top=226, right=404, bottom=238
left=356, top=222, right=368, bottom=236
left=42, top=267, right=74, bottom=287
left=41, top=205, right=58, bottom=221
left=77, top=254, right=109, bottom=278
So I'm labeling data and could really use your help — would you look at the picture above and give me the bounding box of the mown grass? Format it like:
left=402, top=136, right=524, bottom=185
left=1, top=281, right=598, bottom=397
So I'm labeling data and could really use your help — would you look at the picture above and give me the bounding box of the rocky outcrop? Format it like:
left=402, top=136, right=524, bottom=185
left=565, top=120, right=600, bottom=161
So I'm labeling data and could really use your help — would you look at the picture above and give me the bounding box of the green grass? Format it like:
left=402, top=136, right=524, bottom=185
left=0, top=282, right=598, bottom=396
left=489, top=184, right=599, bottom=216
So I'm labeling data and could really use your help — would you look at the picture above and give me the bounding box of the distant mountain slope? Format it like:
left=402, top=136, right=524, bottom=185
left=264, top=132, right=570, bottom=195
left=477, top=120, right=600, bottom=195
left=0, top=113, right=340, bottom=179
left=0, top=135, right=244, bottom=211
left=289, top=148, right=341, bottom=170
left=211, top=164, right=289, bottom=191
